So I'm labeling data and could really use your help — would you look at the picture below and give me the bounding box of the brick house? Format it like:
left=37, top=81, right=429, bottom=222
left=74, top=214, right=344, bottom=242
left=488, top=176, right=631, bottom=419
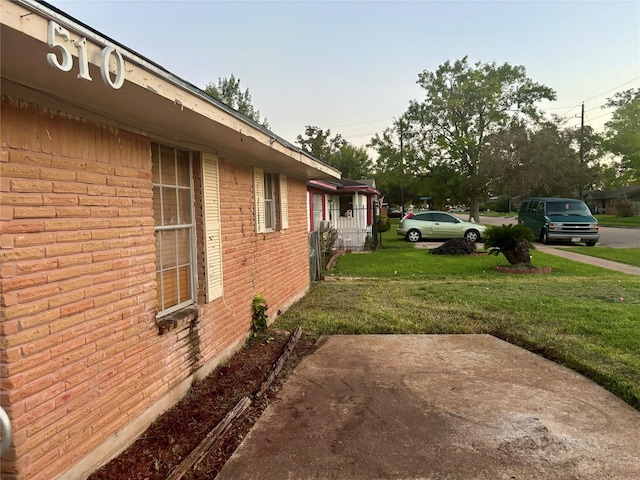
left=308, top=178, right=380, bottom=251
left=0, top=2, right=340, bottom=479
left=583, top=185, right=640, bottom=215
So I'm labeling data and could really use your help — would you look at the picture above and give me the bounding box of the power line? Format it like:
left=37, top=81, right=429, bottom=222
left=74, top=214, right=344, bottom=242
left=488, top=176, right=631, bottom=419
left=581, top=76, right=640, bottom=103
left=587, top=111, right=612, bottom=121
left=585, top=104, right=604, bottom=113
left=555, top=77, right=639, bottom=117
left=277, top=117, right=394, bottom=134
left=278, top=77, right=639, bottom=142
left=343, top=131, right=382, bottom=139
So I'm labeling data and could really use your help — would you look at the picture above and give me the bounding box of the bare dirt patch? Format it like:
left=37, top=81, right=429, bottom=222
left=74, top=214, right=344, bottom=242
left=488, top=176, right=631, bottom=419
left=88, top=330, right=319, bottom=480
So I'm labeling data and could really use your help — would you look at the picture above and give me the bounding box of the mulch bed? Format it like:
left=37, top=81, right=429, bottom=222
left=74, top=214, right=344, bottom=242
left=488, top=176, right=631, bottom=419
left=88, top=330, right=319, bottom=480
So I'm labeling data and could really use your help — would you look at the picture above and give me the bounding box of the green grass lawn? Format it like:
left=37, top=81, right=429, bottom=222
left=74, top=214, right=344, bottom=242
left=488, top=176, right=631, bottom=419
left=595, top=214, right=640, bottom=227
left=275, top=227, right=640, bottom=410
left=479, top=211, right=518, bottom=218
left=563, top=247, right=640, bottom=267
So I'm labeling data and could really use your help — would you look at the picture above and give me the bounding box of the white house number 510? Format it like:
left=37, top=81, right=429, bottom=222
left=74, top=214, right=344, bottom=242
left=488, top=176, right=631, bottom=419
left=46, top=20, right=125, bottom=89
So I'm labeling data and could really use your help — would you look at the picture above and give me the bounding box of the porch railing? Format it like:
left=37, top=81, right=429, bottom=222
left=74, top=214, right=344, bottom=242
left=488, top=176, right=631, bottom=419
left=326, top=206, right=373, bottom=251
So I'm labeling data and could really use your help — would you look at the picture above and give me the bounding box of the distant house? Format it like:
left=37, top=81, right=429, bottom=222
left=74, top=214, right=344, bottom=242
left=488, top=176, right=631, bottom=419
left=308, top=178, right=380, bottom=251
left=0, top=2, right=340, bottom=479
left=583, top=185, right=640, bottom=215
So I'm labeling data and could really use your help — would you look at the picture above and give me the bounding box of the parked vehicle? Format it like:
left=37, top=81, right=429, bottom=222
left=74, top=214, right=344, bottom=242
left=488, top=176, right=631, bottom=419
left=447, top=206, right=466, bottom=213
left=518, top=197, right=599, bottom=246
left=397, top=211, right=487, bottom=243
left=387, top=208, right=402, bottom=218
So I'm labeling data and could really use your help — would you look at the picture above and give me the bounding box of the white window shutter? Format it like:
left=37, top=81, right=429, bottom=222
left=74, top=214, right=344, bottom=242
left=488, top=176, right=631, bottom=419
left=280, top=175, right=289, bottom=230
left=254, top=167, right=265, bottom=233
left=202, top=153, right=223, bottom=301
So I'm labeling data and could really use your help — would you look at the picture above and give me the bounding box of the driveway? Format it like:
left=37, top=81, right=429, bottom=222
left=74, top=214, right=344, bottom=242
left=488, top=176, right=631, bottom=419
left=217, top=335, right=640, bottom=479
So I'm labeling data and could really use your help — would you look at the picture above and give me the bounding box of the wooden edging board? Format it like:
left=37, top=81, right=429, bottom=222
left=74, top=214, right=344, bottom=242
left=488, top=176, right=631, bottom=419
left=165, top=326, right=303, bottom=480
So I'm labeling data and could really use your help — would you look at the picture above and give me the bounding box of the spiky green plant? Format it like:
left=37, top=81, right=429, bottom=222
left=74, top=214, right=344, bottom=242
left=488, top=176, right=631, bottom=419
left=483, top=224, right=536, bottom=266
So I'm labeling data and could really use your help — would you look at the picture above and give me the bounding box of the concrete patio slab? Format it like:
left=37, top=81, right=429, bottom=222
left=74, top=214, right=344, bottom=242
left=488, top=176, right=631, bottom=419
left=217, top=335, right=640, bottom=480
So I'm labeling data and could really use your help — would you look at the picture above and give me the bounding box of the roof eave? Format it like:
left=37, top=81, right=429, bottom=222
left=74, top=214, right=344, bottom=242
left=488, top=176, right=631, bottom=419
left=3, top=0, right=341, bottom=180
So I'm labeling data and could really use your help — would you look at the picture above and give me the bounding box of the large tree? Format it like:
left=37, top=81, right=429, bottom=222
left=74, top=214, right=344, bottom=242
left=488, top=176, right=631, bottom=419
left=296, top=126, right=346, bottom=163
left=404, top=57, right=556, bottom=221
left=331, top=144, right=374, bottom=179
left=480, top=118, right=596, bottom=200
left=370, top=117, right=436, bottom=209
left=204, top=74, right=269, bottom=128
left=296, top=126, right=374, bottom=179
left=602, top=88, right=640, bottom=183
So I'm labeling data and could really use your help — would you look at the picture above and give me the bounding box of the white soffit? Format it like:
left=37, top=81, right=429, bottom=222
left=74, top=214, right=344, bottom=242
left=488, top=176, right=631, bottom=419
left=1, top=0, right=340, bottom=180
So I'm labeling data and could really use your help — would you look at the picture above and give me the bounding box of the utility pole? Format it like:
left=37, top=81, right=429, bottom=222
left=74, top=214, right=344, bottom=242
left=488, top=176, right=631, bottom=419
left=399, top=120, right=405, bottom=216
left=579, top=102, right=585, bottom=165
left=577, top=102, right=585, bottom=198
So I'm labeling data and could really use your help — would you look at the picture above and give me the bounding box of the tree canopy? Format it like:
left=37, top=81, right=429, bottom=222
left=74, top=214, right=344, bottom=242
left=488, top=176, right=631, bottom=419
left=602, top=88, right=640, bottom=183
left=371, top=57, right=557, bottom=218
left=330, top=144, right=374, bottom=180
left=408, top=57, right=556, bottom=219
left=204, top=74, right=269, bottom=128
left=296, top=126, right=346, bottom=162
left=480, top=118, right=594, bottom=199
left=297, top=126, right=373, bottom=179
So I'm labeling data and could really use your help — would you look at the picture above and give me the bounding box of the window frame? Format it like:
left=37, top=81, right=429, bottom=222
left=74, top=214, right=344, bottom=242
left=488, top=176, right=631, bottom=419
left=339, top=196, right=352, bottom=217
left=254, top=167, right=288, bottom=233
left=264, top=172, right=276, bottom=231
left=312, top=192, right=324, bottom=231
left=433, top=212, right=459, bottom=223
left=152, top=142, right=197, bottom=318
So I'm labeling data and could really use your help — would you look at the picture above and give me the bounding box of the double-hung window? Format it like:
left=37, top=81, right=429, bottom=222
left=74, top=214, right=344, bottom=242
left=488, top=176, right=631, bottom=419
left=312, top=193, right=324, bottom=230
left=152, top=143, right=196, bottom=316
left=254, top=167, right=288, bottom=233
left=264, top=172, right=275, bottom=231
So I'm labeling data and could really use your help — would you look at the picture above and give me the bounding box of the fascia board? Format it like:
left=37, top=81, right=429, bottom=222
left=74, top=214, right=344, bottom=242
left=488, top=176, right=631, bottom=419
left=4, top=0, right=341, bottom=180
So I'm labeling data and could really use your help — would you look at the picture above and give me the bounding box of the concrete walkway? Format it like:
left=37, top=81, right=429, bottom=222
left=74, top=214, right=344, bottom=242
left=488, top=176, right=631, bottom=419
left=217, top=335, right=640, bottom=479
left=535, top=245, right=640, bottom=275
left=418, top=241, right=640, bottom=276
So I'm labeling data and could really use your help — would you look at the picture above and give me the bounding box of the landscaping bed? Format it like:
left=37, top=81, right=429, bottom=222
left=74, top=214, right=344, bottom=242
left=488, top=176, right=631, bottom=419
left=88, top=330, right=319, bottom=480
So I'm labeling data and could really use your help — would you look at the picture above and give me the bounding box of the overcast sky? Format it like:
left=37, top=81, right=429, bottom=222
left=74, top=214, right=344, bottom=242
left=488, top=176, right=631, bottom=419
left=50, top=0, right=639, bottom=150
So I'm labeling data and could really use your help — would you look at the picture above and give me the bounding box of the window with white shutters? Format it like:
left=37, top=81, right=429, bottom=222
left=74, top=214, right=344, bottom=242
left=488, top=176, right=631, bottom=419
left=264, top=172, right=275, bottom=231
left=254, top=168, right=288, bottom=233
left=152, top=143, right=196, bottom=316
left=280, top=175, right=289, bottom=229
left=254, top=167, right=266, bottom=233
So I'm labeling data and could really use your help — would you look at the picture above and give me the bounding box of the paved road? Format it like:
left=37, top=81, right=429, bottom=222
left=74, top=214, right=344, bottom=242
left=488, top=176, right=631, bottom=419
left=464, top=215, right=640, bottom=248
left=598, top=225, right=640, bottom=248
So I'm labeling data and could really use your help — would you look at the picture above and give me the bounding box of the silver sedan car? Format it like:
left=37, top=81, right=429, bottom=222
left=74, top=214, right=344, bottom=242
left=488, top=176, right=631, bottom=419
left=397, top=211, right=487, bottom=243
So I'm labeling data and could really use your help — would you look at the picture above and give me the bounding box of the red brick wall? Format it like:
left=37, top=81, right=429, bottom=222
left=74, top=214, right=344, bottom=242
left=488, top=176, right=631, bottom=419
left=0, top=96, right=311, bottom=480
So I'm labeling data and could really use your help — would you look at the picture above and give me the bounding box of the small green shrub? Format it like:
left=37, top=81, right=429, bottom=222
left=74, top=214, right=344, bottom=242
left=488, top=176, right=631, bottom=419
left=319, top=223, right=339, bottom=256
left=492, top=197, right=512, bottom=213
left=364, top=235, right=375, bottom=249
left=617, top=201, right=634, bottom=218
left=252, top=294, right=268, bottom=332
left=376, top=215, right=390, bottom=233
left=484, top=224, right=535, bottom=265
